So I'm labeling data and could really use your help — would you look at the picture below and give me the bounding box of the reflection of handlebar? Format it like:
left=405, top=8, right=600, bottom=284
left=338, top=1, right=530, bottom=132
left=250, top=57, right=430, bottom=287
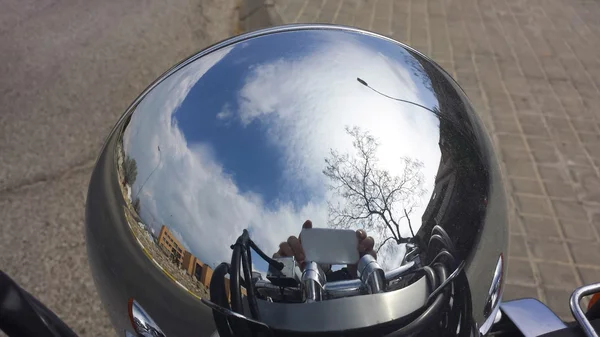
left=259, top=259, right=418, bottom=302
left=210, top=226, right=463, bottom=335
left=325, top=259, right=417, bottom=299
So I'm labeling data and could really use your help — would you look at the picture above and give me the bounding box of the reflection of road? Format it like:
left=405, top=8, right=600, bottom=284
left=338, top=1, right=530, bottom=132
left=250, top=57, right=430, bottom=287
left=88, top=130, right=215, bottom=336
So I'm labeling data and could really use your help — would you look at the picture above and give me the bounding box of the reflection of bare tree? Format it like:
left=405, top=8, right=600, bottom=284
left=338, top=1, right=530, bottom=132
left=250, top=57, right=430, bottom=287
left=323, top=126, right=426, bottom=252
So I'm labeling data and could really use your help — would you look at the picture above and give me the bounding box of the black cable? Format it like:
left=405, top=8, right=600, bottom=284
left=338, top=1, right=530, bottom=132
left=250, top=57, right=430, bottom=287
left=441, top=280, right=456, bottom=337
left=432, top=225, right=457, bottom=256
left=433, top=263, right=453, bottom=333
left=210, top=263, right=234, bottom=337
left=429, top=249, right=456, bottom=269
left=249, top=240, right=284, bottom=271
left=427, top=261, right=465, bottom=304
left=428, top=234, right=450, bottom=256
left=423, top=266, right=438, bottom=290
left=230, top=242, right=244, bottom=315
left=383, top=224, right=465, bottom=336
left=384, top=264, right=450, bottom=337
left=242, top=246, right=260, bottom=320
left=456, top=271, right=474, bottom=337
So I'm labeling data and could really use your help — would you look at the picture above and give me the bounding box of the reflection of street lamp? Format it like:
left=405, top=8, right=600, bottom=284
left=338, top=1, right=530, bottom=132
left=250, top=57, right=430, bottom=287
left=357, top=77, right=438, bottom=115
left=135, top=146, right=161, bottom=201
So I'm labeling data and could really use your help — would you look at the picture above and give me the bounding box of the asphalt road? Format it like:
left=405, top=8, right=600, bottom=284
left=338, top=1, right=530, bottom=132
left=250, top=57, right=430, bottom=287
left=0, top=0, right=235, bottom=335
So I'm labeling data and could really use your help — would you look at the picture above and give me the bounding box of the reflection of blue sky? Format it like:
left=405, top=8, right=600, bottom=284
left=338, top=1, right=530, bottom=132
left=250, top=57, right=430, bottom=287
left=172, top=39, right=292, bottom=207
left=123, top=29, right=441, bottom=273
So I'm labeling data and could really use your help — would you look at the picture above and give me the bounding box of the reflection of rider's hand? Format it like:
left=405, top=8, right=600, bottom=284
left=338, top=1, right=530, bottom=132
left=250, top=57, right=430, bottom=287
left=348, top=228, right=376, bottom=278
left=272, top=220, right=312, bottom=267
left=273, top=220, right=377, bottom=273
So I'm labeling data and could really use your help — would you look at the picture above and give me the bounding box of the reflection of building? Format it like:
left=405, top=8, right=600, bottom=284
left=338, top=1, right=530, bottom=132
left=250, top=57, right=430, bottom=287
left=158, top=226, right=184, bottom=265
left=156, top=225, right=246, bottom=299
left=182, top=251, right=213, bottom=286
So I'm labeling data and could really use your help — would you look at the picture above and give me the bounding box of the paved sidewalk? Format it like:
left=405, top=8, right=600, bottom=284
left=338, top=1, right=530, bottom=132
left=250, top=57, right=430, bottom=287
left=271, top=0, right=600, bottom=319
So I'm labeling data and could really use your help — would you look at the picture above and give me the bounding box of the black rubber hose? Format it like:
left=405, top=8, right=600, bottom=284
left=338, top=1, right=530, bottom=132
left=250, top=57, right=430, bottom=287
left=428, top=235, right=451, bottom=256
left=230, top=243, right=244, bottom=315
left=429, top=249, right=456, bottom=269
left=249, top=240, right=284, bottom=271
left=457, top=271, right=474, bottom=337
left=423, top=266, right=438, bottom=290
left=384, top=265, right=450, bottom=337
left=210, top=263, right=234, bottom=337
left=432, top=225, right=457, bottom=255
left=427, top=261, right=465, bottom=303
left=242, top=246, right=260, bottom=320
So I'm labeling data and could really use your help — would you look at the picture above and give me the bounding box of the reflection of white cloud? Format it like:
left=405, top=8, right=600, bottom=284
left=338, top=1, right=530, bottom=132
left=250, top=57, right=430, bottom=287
left=124, top=32, right=442, bottom=273
left=216, top=103, right=233, bottom=120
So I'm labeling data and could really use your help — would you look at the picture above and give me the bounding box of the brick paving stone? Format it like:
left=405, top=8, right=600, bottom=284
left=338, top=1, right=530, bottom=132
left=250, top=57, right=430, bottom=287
left=569, top=242, right=600, bottom=266
left=506, top=160, right=538, bottom=179
left=494, top=120, right=520, bottom=135
left=537, top=164, right=568, bottom=183
left=507, top=258, right=537, bottom=286
left=578, top=267, right=600, bottom=285
left=552, top=200, right=588, bottom=222
left=503, top=283, right=541, bottom=301
left=561, top=220, right=598, bottom=242
left=273, top=0, right=600, bottom=319
left=544, top=288, right=576, bottom=319
left=528, top=238, right=570, bottom=263
left=509, top=234, right=528, bottom=259
left=515, top=194, right=552, bottom=216
left=520, top=215, right=561, bottom=239
left=537, top=262, right=579, bottom=289
left=532, top=150, right=559, bottom=165
left=544, top=181, right=577, bottom=200
left=509, top=178, right=544, bottom=196
left=509, top=208, right=524, bottom=235
left=522, top=124, right=552, bottom=140
left=529, top=140, right=557, bottom=156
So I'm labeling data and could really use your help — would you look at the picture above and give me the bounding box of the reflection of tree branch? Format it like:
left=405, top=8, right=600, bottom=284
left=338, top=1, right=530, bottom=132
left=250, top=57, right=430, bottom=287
left=377, top=236, right=397, bottom=253
left=404, top=208, right=415, bottom=237
left=324, top=126, right=425, bottom=250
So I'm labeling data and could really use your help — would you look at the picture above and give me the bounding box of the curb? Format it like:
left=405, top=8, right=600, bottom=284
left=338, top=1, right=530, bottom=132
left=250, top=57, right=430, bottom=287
left=238, top=0, right=282, bottom=33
